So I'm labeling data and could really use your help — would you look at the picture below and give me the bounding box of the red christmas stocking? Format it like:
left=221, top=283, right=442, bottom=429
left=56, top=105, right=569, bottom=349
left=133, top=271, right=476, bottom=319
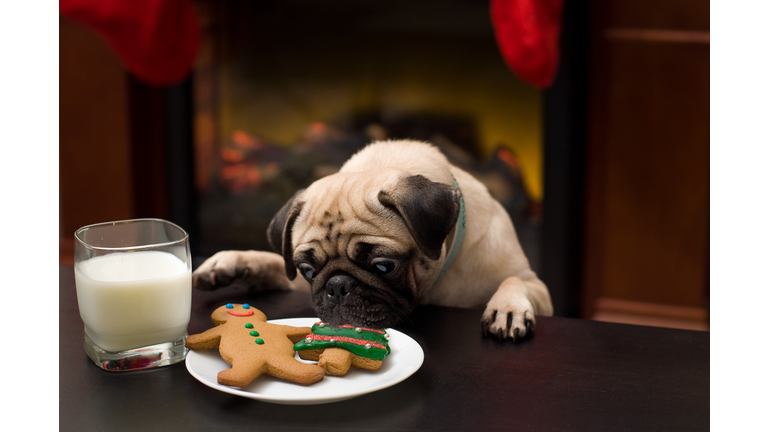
left=490, top=0, right=564, bottom=89
left=60, top=0, right=200, bottom=86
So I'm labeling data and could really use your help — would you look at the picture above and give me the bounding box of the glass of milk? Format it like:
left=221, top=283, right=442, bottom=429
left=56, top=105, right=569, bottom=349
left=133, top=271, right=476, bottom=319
left=74, top=219, right=192, bottom=371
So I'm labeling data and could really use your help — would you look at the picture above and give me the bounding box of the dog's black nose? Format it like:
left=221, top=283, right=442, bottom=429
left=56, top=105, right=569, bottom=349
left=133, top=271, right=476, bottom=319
left=326, top=274, right=356, bottom=303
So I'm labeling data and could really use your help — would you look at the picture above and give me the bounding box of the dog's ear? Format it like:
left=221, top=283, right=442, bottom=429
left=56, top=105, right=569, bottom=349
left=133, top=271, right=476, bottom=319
left=266, top=189, right=305, bottom=280
left=378, top=175, right=461, bottom=260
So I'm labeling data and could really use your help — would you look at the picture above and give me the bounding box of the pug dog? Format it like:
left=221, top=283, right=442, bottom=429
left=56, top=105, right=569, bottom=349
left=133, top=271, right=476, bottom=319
left=194, top=140, right=553, bottom=341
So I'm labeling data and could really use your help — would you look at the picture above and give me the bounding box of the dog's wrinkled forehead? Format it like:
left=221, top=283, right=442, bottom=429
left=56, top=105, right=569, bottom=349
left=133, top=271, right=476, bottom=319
left=291, top=171, right=413, bottom=258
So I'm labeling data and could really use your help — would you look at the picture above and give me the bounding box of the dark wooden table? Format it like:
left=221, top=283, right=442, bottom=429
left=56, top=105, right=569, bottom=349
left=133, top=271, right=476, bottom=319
left=59, top=265, right=709, bottom=431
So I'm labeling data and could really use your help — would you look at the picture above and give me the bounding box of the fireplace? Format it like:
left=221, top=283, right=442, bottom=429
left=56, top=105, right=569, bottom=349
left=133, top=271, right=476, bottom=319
left=189, top=0, right=545, bottom=273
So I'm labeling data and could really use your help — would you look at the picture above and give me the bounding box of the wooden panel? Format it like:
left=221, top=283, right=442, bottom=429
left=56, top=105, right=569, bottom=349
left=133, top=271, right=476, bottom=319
left=582, top=0, right=709, bottom=325
left=600, top=41, right=708, bottom=306
left=59, top=18, right=134, bottom=238
left=592, top=297, right=709, bottom=331
left=605, top=0, right=709, bottom=31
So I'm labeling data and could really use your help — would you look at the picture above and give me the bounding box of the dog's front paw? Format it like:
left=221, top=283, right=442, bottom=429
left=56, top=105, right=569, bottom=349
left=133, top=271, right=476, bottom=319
left=193, top=250, right=306, bottom=292
left=481, top=279, right=536, bottom=342
left=193, top=251, right=250, bottom=291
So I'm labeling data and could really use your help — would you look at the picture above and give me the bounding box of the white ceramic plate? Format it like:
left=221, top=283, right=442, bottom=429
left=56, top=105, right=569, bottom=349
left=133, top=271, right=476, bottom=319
left=185, top=317, right=424, bottom=405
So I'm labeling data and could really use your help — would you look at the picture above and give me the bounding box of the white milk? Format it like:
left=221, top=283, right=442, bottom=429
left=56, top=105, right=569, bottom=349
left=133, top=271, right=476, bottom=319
left=75, top=251, right=191, bottom=352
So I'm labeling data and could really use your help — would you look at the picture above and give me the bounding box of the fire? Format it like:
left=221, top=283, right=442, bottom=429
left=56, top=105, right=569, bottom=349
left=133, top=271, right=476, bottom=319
left=221, top=148, right=243, bottom=162
left=231, top=130, right=263, bottom=149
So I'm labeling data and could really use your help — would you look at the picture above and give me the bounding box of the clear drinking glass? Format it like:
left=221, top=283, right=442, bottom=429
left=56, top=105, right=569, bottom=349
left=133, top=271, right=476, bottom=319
left=74, top=219, right=192, bottom=371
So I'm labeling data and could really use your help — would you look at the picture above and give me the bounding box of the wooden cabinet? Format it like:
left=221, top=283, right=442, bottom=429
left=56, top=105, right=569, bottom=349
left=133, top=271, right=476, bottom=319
left=59, top=18, right=134, bottom=241
left=59, top=18, right=178, bottom=264
left=581, top=0, right=709, bottom=330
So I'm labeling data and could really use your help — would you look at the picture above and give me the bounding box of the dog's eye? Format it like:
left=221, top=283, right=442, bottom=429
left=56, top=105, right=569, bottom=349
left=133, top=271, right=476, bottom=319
left=297, top=263, right=316, bottom=281
left=371, top=258, right=398, bottom=274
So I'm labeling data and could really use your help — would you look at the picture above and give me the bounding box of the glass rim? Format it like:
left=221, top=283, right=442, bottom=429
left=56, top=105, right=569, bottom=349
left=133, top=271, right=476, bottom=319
left=74, top=218, right=189, bottom=252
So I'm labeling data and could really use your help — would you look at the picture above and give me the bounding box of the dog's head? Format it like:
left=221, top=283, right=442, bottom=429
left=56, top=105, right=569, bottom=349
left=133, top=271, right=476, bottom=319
left=267, top=168, right=461, bottom=328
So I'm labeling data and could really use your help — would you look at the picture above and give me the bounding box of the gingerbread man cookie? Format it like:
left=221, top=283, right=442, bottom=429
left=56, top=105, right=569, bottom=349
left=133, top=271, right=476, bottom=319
left=185, top=304, right=324, bottom=387
left=293, top=322, right=391, bottom=377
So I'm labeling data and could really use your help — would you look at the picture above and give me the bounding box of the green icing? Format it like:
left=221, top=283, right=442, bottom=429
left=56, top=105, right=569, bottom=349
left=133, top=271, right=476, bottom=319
left=293, top=324, right=391, bottom=361
left=245, top=323, right=253, bottom=329
left=255, top=338, right=264, bottom=344
left=250, top=330, right=259, bottom=336
left=311, top=324, right=389, bottom=345
left=294, top=339, right=388, bottom=360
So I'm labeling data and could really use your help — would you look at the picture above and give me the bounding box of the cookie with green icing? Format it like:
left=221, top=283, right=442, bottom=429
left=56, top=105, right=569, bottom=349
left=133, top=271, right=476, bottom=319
left=293, top=322, right=391, bottom=376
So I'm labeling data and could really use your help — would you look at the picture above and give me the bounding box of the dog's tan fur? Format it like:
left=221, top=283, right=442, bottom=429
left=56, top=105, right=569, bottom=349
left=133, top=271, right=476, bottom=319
left=194, top=140, right=553, bottom=340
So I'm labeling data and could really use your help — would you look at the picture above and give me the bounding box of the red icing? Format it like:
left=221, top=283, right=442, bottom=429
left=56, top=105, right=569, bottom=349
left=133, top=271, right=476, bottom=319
left=227, top=310, right=254, bottom=317
left=308, top=333, right=388, bottom=350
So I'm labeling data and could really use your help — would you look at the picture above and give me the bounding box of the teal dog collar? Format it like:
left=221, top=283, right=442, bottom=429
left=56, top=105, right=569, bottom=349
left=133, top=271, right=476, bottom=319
left=437, top=175, right=466, bottom=280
